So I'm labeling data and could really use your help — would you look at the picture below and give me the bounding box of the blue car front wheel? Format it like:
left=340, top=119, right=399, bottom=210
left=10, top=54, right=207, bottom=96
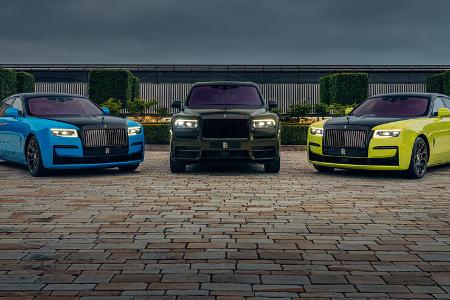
left=26, top=136, right=47, bottom=177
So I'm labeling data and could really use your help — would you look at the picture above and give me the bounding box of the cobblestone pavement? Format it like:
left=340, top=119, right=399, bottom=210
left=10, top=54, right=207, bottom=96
left=1, top=151, right=450, bottom=300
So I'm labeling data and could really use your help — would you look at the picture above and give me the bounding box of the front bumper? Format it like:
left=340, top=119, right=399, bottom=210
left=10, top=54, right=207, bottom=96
left=171, top=129, right=280, bottom=163
left=307, top=133, right=412, bottom=171
left=41, top=133, right=145, bottom=169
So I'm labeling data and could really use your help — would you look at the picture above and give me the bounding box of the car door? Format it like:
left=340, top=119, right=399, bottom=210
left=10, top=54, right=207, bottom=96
left=427, top=96, right=450, bottom=165
left=8, top=97, right=29, bottom=163
left=0, top=97, right=15, bottom=160
left=441, top=96, right=450, bottom=163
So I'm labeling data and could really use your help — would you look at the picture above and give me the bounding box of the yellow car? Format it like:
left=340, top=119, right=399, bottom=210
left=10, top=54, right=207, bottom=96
left=308, top=93, right=450, bottom=179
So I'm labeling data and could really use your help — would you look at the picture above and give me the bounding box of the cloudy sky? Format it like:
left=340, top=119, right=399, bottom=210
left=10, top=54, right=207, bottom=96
left=1, top=0, right=449, bottom=65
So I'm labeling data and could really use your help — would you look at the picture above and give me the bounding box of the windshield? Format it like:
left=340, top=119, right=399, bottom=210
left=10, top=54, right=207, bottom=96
left=351, top=96, right=430, bottom=118
left=186, top=85, right=263, bottom=107
left=27, top=96, right=104, bottom=117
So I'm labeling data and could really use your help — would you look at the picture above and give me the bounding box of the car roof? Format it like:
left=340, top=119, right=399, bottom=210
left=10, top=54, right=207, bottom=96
left=13, top=92, right=87, bottom=99
left=191, top=81, right=258, bottom=87
left=369, top=92, right=446, bottom=99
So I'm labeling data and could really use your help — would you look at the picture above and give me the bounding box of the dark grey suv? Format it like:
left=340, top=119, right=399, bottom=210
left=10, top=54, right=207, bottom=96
left=169, top=82, right=281, bottom=173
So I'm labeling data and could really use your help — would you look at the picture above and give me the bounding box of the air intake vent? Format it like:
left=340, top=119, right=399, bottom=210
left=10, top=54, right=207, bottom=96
left=202, top=119, right=249, bottom=139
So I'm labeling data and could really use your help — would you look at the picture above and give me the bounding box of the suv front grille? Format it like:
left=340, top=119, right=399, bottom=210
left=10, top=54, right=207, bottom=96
left=324, top=129, right=367, bottom=148
left=202, top=119, right=249, bottom=139
left=83, top=129, right=127, bottom=148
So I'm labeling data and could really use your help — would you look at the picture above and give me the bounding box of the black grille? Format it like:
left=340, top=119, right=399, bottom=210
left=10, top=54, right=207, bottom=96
left=202, top=119, right=249, bottom=139
left=324, top=129, right=368, bottom=148
left=83, top=129, right=127, bottom=148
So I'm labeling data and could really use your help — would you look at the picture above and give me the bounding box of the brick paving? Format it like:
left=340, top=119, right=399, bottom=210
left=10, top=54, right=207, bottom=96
left=0, top=150, right=450, bottom=299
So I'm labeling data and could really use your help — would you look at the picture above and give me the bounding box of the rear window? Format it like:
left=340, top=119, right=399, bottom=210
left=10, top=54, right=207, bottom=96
left=186, top=85, right=263, bottom=107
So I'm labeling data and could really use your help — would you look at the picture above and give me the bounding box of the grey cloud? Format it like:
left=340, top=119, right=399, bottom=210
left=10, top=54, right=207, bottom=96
left=0, top=0, right=449, bottom=64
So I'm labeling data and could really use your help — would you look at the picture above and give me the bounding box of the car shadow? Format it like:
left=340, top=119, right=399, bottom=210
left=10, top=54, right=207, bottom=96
left=186, top=163, right=268, bottom=175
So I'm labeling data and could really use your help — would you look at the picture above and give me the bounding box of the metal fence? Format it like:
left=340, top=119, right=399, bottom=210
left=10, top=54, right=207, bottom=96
left=35, top=82, right=427, bottom=114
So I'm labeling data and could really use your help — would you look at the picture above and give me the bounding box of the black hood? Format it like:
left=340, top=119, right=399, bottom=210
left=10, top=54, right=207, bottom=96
left=325, top=116, right=406, bottom=130
left=45, top=116, right=127, bottom=128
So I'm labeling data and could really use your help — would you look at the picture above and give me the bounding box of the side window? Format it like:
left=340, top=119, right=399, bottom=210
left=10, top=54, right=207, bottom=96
left=432, top=97, right=446, bottom=116
left=12, top=97, right=24, bottom=115
left=443, top=97, right=450, bottom=109
left=0, top=98, right=14, bottom=117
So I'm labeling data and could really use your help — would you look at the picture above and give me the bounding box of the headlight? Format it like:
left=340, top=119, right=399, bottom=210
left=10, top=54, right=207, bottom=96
left=252, top=119, right=276, bottom=128
left=174, top=119, right=198, bottom=129
left=310, top=127, right=324, bottom=136
left=373, top=129, right=401, bottom=138
left=50, top=128, right=78, bottom=138
left=128, top=126, right=142, bottom=136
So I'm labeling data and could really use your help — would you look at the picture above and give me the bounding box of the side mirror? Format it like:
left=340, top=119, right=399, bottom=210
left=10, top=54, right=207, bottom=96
left=345, top=107, right=353, bottom=116
left=5, top=108, right=19, bottom=119
left=437, top=107, right=450, bottom=119
left=171, top=100, right=182, bottom=110
left=101, top=107, right=110, bottom=116
left=268, top=100, right=278, bottom=110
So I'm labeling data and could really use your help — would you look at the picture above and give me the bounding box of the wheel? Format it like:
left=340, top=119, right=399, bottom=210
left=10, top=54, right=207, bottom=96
left=26, top=136, right=47, bottom=177
left=170, top=157, right=186, bottom=173
left=405, top=136, right=429, bottom=179
left=118, top=164, right=140, bottom=172
left=313, top=164, right=334, bottom=173
left=264, top=157, right=280, bottom=173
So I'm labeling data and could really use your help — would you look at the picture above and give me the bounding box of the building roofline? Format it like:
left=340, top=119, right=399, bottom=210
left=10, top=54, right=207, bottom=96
left=1, top=64, right=450, bottom=72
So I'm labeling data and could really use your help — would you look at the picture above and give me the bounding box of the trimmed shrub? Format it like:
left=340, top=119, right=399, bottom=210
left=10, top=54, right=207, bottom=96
left=329, top=73, right=368, bottom=105
left=128, top=98, right=158, bottom=117
left=16, top=71, right=35, bottom=93
left=280, top=124, right=308, bottom=145
left=143, top=123, right=309, bottom=145
left=313, top=103, right=329, bottom=118
left=0, top=69, right=16, bottom=100
left=288, top=103, right=312, bottom=118
left=131, top=75, right=140, bottom=100
left=444, top=71, right=450, bottom=96
left=88, top=69, right=134, bottom=106
left=319, top=76, right=331, bottom=104
left=426, top=73, right=444, bottom=94
left=143, top=124, right=171, bottom=144
left=101, top=98, right=123, bottom=117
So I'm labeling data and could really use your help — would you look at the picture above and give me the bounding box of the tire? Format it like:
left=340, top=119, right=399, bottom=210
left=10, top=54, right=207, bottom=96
left=118, top=164, right=140, bottom=172
left=313, top=164, right=335, bottom=173
left=264, top=157, right=280, bottom=173
left=405, top=136, right=429, bottom=179
left=170, top=157, right=186, bottom=173
left=26, top=136, right=47, bottom=177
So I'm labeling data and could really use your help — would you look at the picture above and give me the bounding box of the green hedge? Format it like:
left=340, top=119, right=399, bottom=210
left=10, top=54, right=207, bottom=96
left=16, top=71, right=35, bottom=93
left=0, top=69, right=16, bottom=100
left=88, top=69, right=134, bottom=106
left=426, top=73, right=444, bottom=94
left=319, top=76, right=331, bottom=104
left=131, top=75, right=140, bottom=100
left=444, top=71, right=450, bottom=96
left=143, top=123, right=308, bottom=145
left=143, top=124, right=171, bottom=144
left=329, top=73, right=368, bottom=105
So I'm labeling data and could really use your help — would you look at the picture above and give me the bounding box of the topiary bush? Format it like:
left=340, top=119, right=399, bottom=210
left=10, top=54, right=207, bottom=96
left=426, top=73, right=445, bottom=94
left=143, top=124, right=171, bottom=144
left=288, top=103, right=312, bottom=118
left=329, top=73, right=368, bottom=105
left=444, top=71, right=450, bottom=96
left=131, top=75, right=140, bottom=100
left=128, top=98, right=159, bottom=117
left=101, top=98, right=123, bottom=117
left=88, top=69, right=134, bottom=106
left=280, top=124, right=308, bottom=145
left=0, top=69, right=16, bottom=100
left=16, top=71, right=35, bottom=93
left=320, top=76, right=331, bottom=104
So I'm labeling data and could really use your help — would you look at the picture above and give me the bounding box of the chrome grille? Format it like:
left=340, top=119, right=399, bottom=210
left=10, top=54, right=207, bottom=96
left=83, top=129, right=127, bottom=148
left=324, top=129, right=367, bottom=148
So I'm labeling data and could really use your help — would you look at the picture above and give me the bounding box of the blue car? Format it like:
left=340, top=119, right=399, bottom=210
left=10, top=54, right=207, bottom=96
left=0, top=93, right=145, bottom=176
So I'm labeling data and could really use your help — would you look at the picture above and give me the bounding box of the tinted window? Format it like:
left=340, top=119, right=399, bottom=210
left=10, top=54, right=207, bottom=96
left=186, top=85, right=263, bottom=107
left=432, top=97, right=446, bottom=116
left=351, top=96, right=429, bottom=118
left=27, top=96, right=104, bottom=117
left=12, top=97, right=24, bottom=115
left=0, top=98, right=15, bottom=117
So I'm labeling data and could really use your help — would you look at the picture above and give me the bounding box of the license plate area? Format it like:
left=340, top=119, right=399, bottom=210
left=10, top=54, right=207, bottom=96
left=209, top=141, right=241, bottom=150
